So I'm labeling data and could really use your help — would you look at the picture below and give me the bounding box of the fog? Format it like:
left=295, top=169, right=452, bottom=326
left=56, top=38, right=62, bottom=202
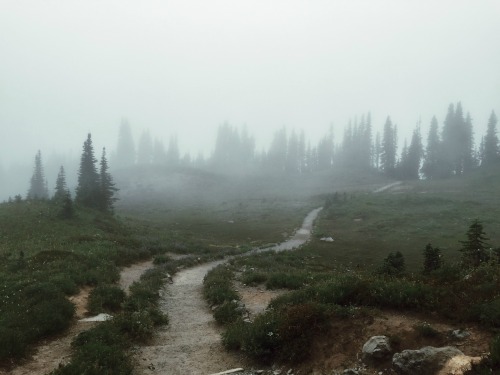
left=1, top=1, right=499, bottom=200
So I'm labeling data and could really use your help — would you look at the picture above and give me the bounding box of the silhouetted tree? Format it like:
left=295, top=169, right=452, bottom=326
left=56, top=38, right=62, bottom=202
left=59, top=190, right=74, bottom=219
left=381, top=117, right=397, bottom=177
left=286, top=129, right=300, bottom=173
left=53, top=166, right=67, bottom=202
left=76, top=133, right=100, bottom=208
left=27, top=150, right=49, bottom=200
left=423, top=243, right=442, bottom=274
left=152, top=138, right=167, bottom=165
left=421, top=117, right=442, bottom=179
left=482, top=111, right=499, bottom=167
left=379, top=251, right=406, bottom=276
left=137, top=129, right=153, bottom=165
left=460, top=220, right=490, bottom=267
left=266, top=128, right=287, bottom=173
left=114, top=119, right=136, bottom=168
left=400, top=125, right=423, bottom=180
left=441, top=102, right=475, bottom=176
left=99, top=148, right=118, bottom=212
left=166, top=135, right=180, bottom=166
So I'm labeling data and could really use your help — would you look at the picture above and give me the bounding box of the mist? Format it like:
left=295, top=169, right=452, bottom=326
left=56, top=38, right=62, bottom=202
left=1, top=1, right=499, bottom=200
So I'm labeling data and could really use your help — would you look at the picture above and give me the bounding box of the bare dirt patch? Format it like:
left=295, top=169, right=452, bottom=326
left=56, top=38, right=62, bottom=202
left=294, top=309, right=492, bottom=374
left=234, top=281, right=286, bottom=319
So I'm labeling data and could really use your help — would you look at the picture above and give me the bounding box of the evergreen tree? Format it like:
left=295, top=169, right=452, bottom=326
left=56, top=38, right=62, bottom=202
left=27, top=150, right=49, bottom=199
left=99, top=148, right=118, bottom=212
left=374, top=131, right=381, bottom=170
left=421, top=116, right=441, bottom=179
left=379, top=251, right=406, bottom=276
left=482, top=111, right=499, bottom=167
left=152, top=139, right=167, bottom=165
left=59, top=190, right=74, bottom=219
left=317, top=126, right=334, bottom=170
left=405, top=125, right=423, bottom=179
left=76, top=133, right=100, bottom=208
left=423, top=243, right=442, bottom=274
left=460, top=219, right=490, bottom=267
left=166, top=135, right=180, bottom=166
left=462, top=112, right=475, bottom=173
left=137, top=129, right=153, bottom=165
left=286, top=129, right=300, bottom=173
left=266, top=128, right=288, bottom=173
left=114, top=119, right=136, bottom=168
left=53, top=166, right=67, bottom=202
left=381, top=117, right=397, bottom=177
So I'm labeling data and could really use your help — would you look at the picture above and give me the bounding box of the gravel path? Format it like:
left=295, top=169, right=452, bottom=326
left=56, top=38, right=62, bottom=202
left=133, top=207, right=323, bottom=375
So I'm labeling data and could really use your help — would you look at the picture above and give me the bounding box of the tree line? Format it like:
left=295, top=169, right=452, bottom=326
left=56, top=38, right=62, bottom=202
left=113, top=102, right=499, bottom=179
left=24, top=133, right=117, bottom=215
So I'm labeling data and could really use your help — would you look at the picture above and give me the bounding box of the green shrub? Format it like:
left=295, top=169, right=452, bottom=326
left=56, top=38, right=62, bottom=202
left=266, top=272, right=308, bottom=290
left=277, top=303, right=329, bottom=363
left=241, top=270, right=268, bottom=286
left=203, top=265, right=239, bottom=307
left=153, top=254, right=172, bottom=265
left=222, top=320, right=248, bottom=350
left=214, top=301, right=242, bottom=325
left=88, top=284, right=126, bottom=314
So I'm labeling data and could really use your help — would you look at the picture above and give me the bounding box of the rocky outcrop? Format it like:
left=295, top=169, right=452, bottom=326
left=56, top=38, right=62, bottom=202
left=362, top=336, right=392, bottom=361
left=392, top=346, right=464, bottom=374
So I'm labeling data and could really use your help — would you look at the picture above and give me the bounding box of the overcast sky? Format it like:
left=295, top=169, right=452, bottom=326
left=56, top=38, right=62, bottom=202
left=1, top=0, right=499, bottom=167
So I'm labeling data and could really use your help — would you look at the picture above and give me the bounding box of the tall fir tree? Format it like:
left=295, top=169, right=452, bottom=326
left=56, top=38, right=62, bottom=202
left=381, top=117, right=397, bottom=177
left=166, top=135, right=180, bottom=166
left=99, top=148, right=118, bottom=212
left=137, top=129, right=154, bottom=165
left=53, top=166, right=67, bottom=202
left=76, top=133, right=100, bottom=208
left=460, top=220, right=490, bottom=267
left=405, top=125, right=423, bottom=180
left=114, top=119, right=136, bottom=169
left=421, top=116, right=442, bottom=179
left=482, top=111, right=499, bottom=167
left=27, top=150, right=49, bottom=200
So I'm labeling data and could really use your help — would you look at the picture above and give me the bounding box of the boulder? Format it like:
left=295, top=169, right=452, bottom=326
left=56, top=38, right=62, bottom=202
left=362, top=336, right=392, bottom=361
left=392, top=346, right=464, bottom=375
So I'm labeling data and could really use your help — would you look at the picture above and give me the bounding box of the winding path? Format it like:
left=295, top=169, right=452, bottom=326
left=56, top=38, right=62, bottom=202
left=134, top=207, right=323, bottom=375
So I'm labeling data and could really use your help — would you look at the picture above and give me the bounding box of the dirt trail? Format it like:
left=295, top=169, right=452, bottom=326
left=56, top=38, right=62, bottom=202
left=134, top=261, right=254, bottom=375
left=0, top=260, right=155, bottom=375
left=134, top=207, right=323, bottom=375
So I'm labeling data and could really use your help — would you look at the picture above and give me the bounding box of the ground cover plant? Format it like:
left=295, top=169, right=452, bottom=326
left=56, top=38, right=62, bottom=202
left=0, top=198, right=186, bottom=365
left=202, top=173, right=500, bottom=369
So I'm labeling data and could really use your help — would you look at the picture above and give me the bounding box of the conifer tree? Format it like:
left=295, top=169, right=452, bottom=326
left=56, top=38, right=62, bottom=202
left=166, top=135, right=180, bottom=166
left=460, top=219, right=490, bottom=267
left=482, top=111, right=499, bottom=167
left=137, top=129, right=153, bottom=165
left=99, top=148, right=118, bottom=212
left=381, top=117, right=397, bottom=177
left=405, top=126, right=423, bottom=179
left=421, top=117, right=441, bottom=179
left=27, top=150, right=49, bottom=199
left=53, top=166, right=67, bottom=202
left=423, top=243, right=442, bottom=274
left=76, top=133, right=100, bottom=208
left=115, top=119, right=136, bottom=168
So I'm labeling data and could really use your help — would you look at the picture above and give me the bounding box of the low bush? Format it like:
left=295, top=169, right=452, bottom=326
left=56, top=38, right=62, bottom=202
left=88, top=284, right=126, bottom=314
left=240, top=270, right=268, bottom=286
left=214, top=301, right=241, bottom=325
left=265, top=272, right=308, bottom=290
left=203, top=265, right=239, bottom=307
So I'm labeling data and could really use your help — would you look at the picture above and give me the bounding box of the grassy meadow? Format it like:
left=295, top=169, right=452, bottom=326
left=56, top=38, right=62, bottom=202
left=3, top=166, right=500, bottom=372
